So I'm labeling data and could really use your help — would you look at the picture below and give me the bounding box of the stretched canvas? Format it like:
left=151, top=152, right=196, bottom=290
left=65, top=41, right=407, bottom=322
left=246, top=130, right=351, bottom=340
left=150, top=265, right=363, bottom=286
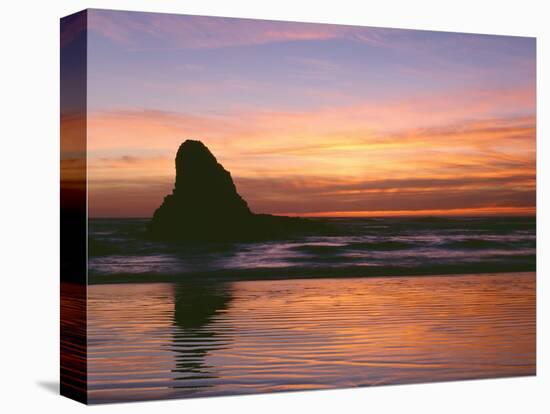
left=60, top=9, right=536, bottom=404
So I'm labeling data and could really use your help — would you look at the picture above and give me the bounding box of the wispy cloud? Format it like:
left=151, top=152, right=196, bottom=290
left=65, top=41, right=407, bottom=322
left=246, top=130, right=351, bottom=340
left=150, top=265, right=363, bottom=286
left=234, top=173, right=534, bottom=214
left=88, top=9, right=393, bottom=50
left=85, top=11, right=535, bottom=217
left=87, top=94, right=535, bottom=217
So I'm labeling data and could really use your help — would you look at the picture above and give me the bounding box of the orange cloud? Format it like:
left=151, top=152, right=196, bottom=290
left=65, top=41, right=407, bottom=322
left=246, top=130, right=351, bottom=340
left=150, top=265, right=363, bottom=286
left=289, top=206, right=536, bottom=218
left=87, top=85, right=535, bottom=217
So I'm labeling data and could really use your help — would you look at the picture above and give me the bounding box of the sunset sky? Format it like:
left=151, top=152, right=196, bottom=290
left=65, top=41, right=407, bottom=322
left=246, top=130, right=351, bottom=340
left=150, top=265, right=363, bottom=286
left=86, top=9, right=536, bottom=218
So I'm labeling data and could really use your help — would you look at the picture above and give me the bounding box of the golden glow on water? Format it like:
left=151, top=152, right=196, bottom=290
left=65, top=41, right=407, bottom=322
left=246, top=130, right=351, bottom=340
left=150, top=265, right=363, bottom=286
left=87, top=273, right=535, bottom=403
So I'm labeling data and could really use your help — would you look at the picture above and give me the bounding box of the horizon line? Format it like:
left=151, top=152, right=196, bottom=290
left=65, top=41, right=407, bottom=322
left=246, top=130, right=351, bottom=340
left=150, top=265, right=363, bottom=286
left=89, top=206, right=536, bottom=220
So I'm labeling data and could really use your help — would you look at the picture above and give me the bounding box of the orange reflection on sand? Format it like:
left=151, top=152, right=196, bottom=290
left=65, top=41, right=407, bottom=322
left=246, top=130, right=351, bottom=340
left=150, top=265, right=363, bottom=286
left=209, top=273, right=535, bottom=392
left=86, top=273, right=535, bottom=403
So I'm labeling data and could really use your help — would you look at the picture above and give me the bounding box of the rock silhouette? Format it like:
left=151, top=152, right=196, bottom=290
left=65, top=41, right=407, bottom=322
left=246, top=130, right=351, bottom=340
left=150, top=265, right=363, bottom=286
left=148, top=140, right=323, bottom=241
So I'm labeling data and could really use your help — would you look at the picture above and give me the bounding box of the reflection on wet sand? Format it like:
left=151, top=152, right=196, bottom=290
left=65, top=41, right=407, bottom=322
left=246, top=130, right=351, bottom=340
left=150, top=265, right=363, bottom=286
left=87, top=273, right=535, bottom=404
left=87, top=281, right=234, bottom=403
left=171, top=283, right=232, bottom=392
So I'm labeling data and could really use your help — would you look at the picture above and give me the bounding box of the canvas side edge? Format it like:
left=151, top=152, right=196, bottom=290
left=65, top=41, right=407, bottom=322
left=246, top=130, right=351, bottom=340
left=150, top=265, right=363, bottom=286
left=60, top=9, right=88, bottom=405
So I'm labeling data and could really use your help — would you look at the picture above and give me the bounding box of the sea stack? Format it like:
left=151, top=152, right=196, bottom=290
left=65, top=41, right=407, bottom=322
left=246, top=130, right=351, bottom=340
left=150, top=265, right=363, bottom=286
left=148, top=140, right=320, bottom=241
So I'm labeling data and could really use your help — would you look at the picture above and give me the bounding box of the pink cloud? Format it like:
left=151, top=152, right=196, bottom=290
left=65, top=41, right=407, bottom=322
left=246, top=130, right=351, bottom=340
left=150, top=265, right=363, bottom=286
left=88, top=10, right=390, bottom=50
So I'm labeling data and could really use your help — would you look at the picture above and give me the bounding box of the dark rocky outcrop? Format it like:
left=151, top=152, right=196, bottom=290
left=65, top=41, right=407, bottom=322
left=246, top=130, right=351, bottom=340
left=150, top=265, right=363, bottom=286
left=148, top=140, right=323, bottom=241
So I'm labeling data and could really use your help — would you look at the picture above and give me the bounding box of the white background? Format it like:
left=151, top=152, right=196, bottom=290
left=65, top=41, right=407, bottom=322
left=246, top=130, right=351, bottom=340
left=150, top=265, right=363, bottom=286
left=0, top=0, right=548, bottom=412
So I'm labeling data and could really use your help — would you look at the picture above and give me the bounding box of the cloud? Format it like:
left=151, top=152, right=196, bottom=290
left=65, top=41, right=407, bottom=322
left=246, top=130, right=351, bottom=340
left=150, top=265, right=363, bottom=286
left=87, top=84, right=534, bottom=153
left=88, top=9, right=391, bottom=50
left=83, top=11, right=535, bottom=217
left=87, top=111, right=535, bottom=217
left=289, top=206, right=535, bottom=217
left=86, top=84, right=535, bottom=217
left=234, top=173, right=535, bottom=214
left=88, top=171, right=535, bottom=217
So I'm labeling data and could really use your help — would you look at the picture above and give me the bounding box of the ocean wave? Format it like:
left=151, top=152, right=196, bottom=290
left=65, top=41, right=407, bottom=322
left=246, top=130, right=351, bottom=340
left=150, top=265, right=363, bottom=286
left=87, top=216, right=536, bottom=280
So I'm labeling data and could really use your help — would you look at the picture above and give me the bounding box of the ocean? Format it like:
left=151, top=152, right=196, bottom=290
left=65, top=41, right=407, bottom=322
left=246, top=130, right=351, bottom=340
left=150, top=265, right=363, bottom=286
left=89, top=216, right=535, bottom=282
left=77, top=216, right=536, bottom=403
